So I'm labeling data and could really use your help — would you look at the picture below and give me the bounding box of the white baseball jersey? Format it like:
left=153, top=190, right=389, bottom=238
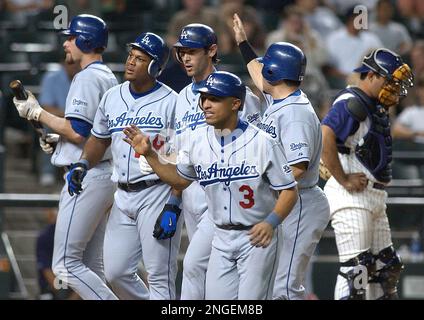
left=174, top=82, right=263, bottom=219
left=91, top=80, right=177, bottom=185
left=259, top=90, right=322, bottom=188
left=176, top=121, right=296, bottom=226
left=51, top=62, right=117, bottom=167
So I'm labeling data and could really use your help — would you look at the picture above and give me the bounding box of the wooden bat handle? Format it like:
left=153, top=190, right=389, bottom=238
left=9, top=80, right=28, bottom=100
left=9, top=80, right=46, bottom=137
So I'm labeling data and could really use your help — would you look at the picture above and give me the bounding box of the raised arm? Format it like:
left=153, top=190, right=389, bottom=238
left=233, top=13, right=264, bottom=92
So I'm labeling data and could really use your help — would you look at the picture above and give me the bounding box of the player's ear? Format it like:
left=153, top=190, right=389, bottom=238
left=231, top=98, right=242, bottom=111
left=207, top=44, right=218, bottom=59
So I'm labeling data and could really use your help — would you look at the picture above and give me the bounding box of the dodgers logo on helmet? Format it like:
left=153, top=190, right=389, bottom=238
left=206, top=75, right=216, bottom=87
left=141, top=34, right=151, bottom=46
left=128, top=32, right=170, bottom=78
left=257, top=42, right=307, bottom=83
left=174, top=23, right=217, bottom=49
left=195, top=71, right=246, bottom=105
left=61, top=14, right=108, bottom=53
left=180, top=30, right=189, bottom=40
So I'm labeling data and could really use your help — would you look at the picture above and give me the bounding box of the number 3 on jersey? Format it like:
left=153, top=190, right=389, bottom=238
left=239, top=185, right=255, bottom=209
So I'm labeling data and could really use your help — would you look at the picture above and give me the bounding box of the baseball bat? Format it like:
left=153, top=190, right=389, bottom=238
left=9, top=80, right=47, bottom=140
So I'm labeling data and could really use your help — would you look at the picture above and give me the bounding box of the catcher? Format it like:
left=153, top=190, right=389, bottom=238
left=321, top=48, right=413, bottom=300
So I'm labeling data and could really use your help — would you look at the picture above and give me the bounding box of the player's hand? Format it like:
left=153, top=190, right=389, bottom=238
left=39, top=133, right=60, bottom=154
left=342, top=173, right=368, bottom=193
left=153, top=204, right=181, bottom=240
left=233, top=13, right=248, bottom=45
left=13, top=91, right=43, bottom=121
left=123, top=124, right=153, bottom=156
left=66, top=162, right=88, bottom=196
left=139, top=155, right=154, bottom=175
left=249, top=222, right=274, bottom=248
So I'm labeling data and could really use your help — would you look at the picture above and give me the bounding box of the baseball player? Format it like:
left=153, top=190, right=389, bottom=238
left=124, top=71, right=298, bottom=299
left=68, top=32, right=182, bottom=300
left=13, top=15, right=118, bottom=300
left=321, top=48, right=413, bottom=300
left=170, top=23, right=263, bottom=300
left=233, top=13, right=330, bottom=300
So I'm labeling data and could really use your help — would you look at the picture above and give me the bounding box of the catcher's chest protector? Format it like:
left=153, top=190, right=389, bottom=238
left=344, top=87, right=393, bottom=183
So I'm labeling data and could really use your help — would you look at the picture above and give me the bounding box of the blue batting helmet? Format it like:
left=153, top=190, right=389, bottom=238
left=257, top=42, right=307, bottom=83
left=173, top=24, right=217, bottom=63
left=354, top=48, right=403, bottom=77
left=128, top=32, right=170, bottom=78
left=195, top=71, right=246, bottom=105
left=61, top=14, right=108, bottom=53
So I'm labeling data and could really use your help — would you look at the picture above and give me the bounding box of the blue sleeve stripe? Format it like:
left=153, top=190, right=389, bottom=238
left=65, top=113, right=94, bottom=124
left=69, top=118, right=92, bottom=138
left=176, top=166, right=197, bottom=181
left=287, top=157, right=310, bottom=165
left=270, top=180, right=297, bottom=190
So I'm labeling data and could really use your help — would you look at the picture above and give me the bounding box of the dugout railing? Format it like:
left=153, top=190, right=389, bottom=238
left=0, top=193, right=59, bottom=299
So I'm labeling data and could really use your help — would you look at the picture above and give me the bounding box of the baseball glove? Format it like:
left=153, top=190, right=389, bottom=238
left=66, top=162, right=88, bottom=196
left=153, top=204, right=181, bottom=240
left=319, top=159, right=332, bottom=181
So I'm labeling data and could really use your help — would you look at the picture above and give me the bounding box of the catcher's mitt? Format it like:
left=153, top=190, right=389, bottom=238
left=378, top=63, right=414, bottom=108
left=319, top=159, right=332, bottom=181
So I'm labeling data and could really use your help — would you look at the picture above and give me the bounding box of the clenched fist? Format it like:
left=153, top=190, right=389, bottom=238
left=39, top=133, right=60, bottom=154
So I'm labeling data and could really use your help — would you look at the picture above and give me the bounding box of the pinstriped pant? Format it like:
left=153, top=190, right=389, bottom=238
left=324, top=178, right=393, bottom=299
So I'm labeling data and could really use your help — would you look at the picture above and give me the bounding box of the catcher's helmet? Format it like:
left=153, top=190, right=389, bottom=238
left=173, top=24, right=217, bottom=63
left=128, top=32, right=170, bottom=78
left=354, top=48, right=403, bottom=77
left=195, top=71, right=246, bottom=105
left=257, top=42, right=306, bottom=83
left=61, top=14, right=108, bottom=53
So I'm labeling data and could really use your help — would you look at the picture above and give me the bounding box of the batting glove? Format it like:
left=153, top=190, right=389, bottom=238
left=13, top=91, right=43, bottom=121
left=39, top=133, right=60, bottom=154
left=153, top=204, right=181, bottom=240
left=66, top=162, right=88, bottom=196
